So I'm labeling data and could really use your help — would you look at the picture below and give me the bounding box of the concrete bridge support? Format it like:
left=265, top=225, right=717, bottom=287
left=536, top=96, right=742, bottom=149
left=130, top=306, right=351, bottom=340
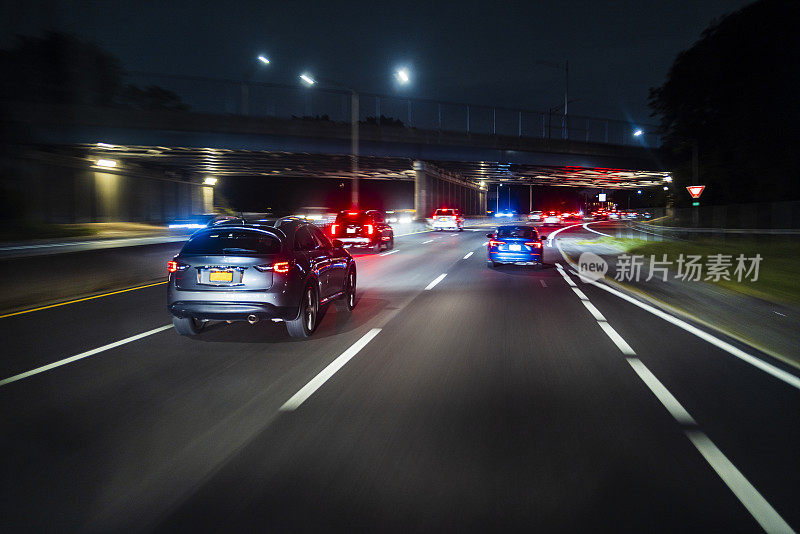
left=413, top=161, right=485, bottom=220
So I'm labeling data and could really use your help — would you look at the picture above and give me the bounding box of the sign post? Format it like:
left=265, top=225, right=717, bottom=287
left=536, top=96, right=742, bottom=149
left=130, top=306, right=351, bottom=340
left=686, top=185, right=705, bottom=227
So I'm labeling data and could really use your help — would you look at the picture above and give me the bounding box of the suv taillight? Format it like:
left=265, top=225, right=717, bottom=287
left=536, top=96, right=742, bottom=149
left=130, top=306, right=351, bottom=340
left=364, top=224, right=374, bottom=235
left=167, top=260, right=188, bottom=273
left=525, top=242, right=542, bottom=249
left=254, top=261, right=292, bottom=273
left=330, top=224, right=338, bottom=236
left=489, top=240, right=505, bottom=248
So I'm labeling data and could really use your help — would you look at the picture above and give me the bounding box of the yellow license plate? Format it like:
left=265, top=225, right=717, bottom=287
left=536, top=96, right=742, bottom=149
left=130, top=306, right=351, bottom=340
left=209, top=270, right=233, bottom=282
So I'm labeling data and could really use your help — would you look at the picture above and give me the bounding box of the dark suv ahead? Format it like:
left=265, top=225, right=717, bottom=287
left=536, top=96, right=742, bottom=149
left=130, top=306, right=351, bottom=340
left=167, top=217, right=356, bottom=338
left=329, top=210, right=394, bottom=252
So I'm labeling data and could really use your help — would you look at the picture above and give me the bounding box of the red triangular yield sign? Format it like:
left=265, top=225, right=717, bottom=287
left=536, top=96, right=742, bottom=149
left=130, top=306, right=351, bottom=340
left=686, top=185, right=705, bottom=198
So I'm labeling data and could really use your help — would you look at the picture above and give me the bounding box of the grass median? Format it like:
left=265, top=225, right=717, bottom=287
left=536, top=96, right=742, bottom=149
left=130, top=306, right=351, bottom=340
left=582, top=236, right=800, bottom=305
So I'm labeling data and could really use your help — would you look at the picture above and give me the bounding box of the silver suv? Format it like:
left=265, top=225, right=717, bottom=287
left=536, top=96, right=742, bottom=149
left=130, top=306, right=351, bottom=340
left=167, top=217, right=356, bottom=338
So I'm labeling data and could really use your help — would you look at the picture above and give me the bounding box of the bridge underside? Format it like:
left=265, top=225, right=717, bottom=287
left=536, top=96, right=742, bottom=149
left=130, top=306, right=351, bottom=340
left=16, top=143, right=670, bottom=223
left=70, top=143, right=669, bottom=188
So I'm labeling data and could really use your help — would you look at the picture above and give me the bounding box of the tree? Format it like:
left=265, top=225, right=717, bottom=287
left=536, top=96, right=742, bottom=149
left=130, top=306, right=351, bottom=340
left=0, top=31, right=189, bottom=111
left=648, top=0, right=800, bottom=205
left=0, top=31, right=123, bottom=106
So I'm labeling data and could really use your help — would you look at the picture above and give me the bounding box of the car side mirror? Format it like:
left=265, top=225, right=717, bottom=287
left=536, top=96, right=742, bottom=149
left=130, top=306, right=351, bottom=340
left=332, top=239, right=344, bottom=249
left=486, top=233, right=494, bottom=238
left=540, top=235, right=548, bottom=241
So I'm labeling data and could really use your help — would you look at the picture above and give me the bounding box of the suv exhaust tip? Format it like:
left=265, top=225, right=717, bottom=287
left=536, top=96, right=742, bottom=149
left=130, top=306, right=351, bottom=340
left=247, top=314, right=259, bottom=324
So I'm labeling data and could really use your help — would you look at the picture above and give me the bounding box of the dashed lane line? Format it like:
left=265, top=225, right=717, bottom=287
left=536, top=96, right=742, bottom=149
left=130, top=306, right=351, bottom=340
left=424, top=274, right=447, bottom=290
left=279, top=328, right=382, bottom=411
left=379, top=249, right=399, bottom=256
left=463, top=251, right=474, bottom=259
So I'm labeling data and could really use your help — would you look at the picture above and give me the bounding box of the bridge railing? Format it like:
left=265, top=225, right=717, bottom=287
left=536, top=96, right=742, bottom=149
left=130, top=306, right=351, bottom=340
left=123, top=71, right=662, bottom=148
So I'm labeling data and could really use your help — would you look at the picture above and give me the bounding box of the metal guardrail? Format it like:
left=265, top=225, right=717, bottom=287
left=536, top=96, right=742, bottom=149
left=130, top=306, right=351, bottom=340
left=632, top=221, right=800, bottom=236
left=122, top=71, right=661, bottom=148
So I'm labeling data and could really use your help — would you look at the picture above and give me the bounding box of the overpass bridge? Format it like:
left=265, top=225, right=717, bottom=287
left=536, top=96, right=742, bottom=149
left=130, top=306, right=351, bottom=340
left=2, top=76, right=671, bottom=222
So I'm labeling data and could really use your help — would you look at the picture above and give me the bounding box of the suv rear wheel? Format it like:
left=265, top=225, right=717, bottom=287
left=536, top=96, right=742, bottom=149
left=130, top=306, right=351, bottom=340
left=172, top=316, right=205, bottom=336
left=286, top=284, right=319, bottom=338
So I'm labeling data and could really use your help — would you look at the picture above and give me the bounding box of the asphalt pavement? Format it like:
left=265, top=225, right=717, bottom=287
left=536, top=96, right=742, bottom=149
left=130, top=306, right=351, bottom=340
left=1, top=223, right=798, bottom=532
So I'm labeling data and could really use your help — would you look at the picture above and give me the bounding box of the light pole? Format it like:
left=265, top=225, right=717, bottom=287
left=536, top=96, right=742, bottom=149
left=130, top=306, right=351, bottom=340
left=300, top=68, right=410, bottom=209
left=535, top=59, right=570, bottom=138
left=497, top=183, right=501, bottom=212
left=241, top=54, right=271, bottom=116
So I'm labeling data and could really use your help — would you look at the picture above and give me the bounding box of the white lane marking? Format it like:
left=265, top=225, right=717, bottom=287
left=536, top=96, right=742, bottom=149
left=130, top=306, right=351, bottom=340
left=582, top=300, right=606, bottom=321
left=773, top=311, right=786, bottom=317
left=481, top=241, right=488, bottom=246
left=0, top=325, right=173, bottom=387
left=544, top=223, right=584, bottom=246
left=686, top=430, right=795, bottom=533
left=424, top=273, right=447, bottom=290
left=626, top=358, right=695, bottom=425
left=379, top=249, right=399, bottom=256
left=556, top=266, right=577, bottom=287
left=280, top=328, right=382, bottom=411
left=598, top=321, right=636, bottom=355
left=572, top=287, right=589, bottom=300
left=583, top=222, right=613, bottom=237
left=554, top=229, right=797, bottom=531
left=539, top=280, right=547, bottom=288
left=422, top=239, right=434, bottom=244
left=554, top=238, right=800, bottom=391
left=463, top=251, right=474, bottom=259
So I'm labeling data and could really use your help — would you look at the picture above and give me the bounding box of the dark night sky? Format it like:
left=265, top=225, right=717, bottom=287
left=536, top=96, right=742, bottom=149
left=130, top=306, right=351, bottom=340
left=3, top=0, right=752, bottom=124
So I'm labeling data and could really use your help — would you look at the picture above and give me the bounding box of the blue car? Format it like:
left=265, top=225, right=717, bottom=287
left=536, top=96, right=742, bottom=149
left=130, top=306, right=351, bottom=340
left=486, top=225, right=545, bottom=267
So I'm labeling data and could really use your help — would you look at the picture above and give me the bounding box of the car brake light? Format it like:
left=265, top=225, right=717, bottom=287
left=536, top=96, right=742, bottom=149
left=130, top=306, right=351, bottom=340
left=348, top=211, right=358, bottom=215
left=167, top=260, right=187, bottom=273
left=330, top=224, right=338, bottom=235
left=525, top=242, right=542, bottom=248
left=364, top=224, right=374, bottom=235
left=273, top=261, right=291, bottom=273
left=489, top=240, right=505, bottom=247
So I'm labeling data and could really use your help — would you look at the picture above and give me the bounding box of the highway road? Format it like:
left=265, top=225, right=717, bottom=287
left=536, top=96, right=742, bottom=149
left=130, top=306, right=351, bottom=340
left=1, top=222, right=798, bottom=532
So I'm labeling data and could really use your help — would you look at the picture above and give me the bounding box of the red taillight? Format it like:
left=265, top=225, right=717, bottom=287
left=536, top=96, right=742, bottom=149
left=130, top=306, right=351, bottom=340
left=348, top=211, right=358, bottom=215
left=489, top=240, right=506, bottom=248
left=167, top=260, right=178, bottom=273
left=330, top=224, right=338, bottom=236
left=525, top=241, right=542, bottom=249
left=364, top=224, right=374, bottom=235
left=273, top=261, right=291, bottom=274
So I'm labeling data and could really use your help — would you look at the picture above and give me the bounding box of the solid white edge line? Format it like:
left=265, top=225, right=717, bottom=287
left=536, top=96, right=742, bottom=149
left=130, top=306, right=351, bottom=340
left=571, top=287, right=589, bottom=300
left=581, top=300, right=606, bottom=321
left=379, top=249, right=399, bottom=256
left=0, top=324, right=174, bottom=387
left=539, top=280, right=547, bottom=288
left=626, top=358, right=695, bottom=425
left=686, top=430, right=795, bottom=533
left=598, top=321, right=636, bottom=355
left=463, top=251, right=474, bottom=259
left=425, top=273, right=447, bottom=290
left=545, top=222, right=585, bottom=247
left=591, top=279, right=800, bottom=391
left=554, top=239, right=800, bottom=391
left=583, top=222, right=614, bottom=237
left=279, top=328, right=382, bottom=411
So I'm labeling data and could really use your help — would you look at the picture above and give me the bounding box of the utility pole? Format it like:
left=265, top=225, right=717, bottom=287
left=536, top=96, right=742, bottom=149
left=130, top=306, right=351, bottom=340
left=529, top=184, right=532, bottom=213
left=351, top=91, right=359, bottom=208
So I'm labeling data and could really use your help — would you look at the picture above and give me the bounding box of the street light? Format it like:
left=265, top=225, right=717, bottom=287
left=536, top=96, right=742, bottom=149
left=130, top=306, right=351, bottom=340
left=395, top=67, right=410, bottom=84
left=203, top=176, right=218, bottom=186
left=299, top=73, right=316, bottom=86
left=241, top=54, right=271, bottom=115
left=633, top=129, right=643, bottom=137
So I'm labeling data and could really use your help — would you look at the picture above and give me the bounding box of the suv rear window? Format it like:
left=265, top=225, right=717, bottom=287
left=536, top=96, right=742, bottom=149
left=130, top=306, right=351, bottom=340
left=496, top=226, right=539, bottom=239
left=335, top=211, right=368, bottom=224
left=435, top=209, right=456, bottom=216
left=181, top=230, right=281, bottom=255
